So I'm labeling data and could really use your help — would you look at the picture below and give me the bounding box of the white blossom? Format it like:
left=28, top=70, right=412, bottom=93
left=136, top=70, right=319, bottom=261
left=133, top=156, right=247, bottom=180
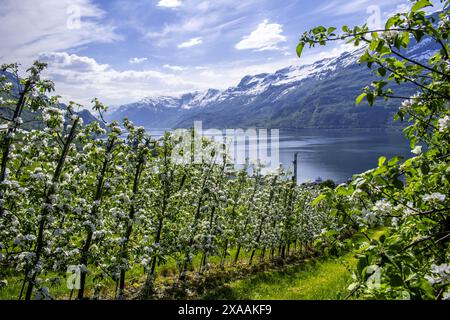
left=438, top=115, right=450, bottom=132
left=423, top=193, right=446, bottom=204
left=411, top=146, right=423, bottom=155
left=443, top=289, right=450, bottom=300
left=14, top=117, right=23, bottom=125
left=83, top=221, right=95, bottom=232
left=400, top=99, right=413, bottom=112
left=382, top=30, right=399, bottom=43
left=3, top=82, right=13, bottom=90
left=392, top=217, right=399, bottom=227
left=24, top=234, right=36, bottom=242
left=425, top=263, right=450, bottom=286
left=93, top=230, right=105, bottom=240
left=373, top=199, right=393, bottom=214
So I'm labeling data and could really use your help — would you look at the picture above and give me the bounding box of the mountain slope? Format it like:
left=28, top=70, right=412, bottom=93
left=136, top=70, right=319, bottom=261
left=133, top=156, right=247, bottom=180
left=106, top=89, right=222, bottom=128
left=107, top=43, right=435, bottom=129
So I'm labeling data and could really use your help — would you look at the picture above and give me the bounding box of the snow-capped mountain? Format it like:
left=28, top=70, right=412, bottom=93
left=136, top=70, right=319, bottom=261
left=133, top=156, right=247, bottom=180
left=107, top=42, right=436, bottom=129
left=106, top=89, right=224, bottom=127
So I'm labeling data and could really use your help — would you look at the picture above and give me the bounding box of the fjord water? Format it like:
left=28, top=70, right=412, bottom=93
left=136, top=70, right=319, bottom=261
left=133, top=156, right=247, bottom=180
left=147, top=128, right=411, bottom=184
left=279, top=128, right=411, bottom=183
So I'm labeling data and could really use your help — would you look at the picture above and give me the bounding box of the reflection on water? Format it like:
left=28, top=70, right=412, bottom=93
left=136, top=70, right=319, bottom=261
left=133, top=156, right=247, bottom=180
left=147, top=128, right=412, bottom=184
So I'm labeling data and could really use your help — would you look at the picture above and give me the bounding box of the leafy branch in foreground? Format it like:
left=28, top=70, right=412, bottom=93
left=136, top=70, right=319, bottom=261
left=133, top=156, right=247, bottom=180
left=298, top=0, right=450, bottom=299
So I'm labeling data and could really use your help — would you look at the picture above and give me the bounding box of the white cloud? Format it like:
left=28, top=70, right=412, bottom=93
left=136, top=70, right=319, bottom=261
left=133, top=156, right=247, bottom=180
left=157, top=0, right=182, bottom=8
left=129, top=57, right=148, bottom=64
left=235, top=20, right=287, bottom=51
left=178, top=37, right=203, bottom=48
left=38, top=52, right=197, bottom=106
left=163, top=64, right=187, bottom=71
left=36, top=51, right=297, bottom=106
left=39, top=52, right=109, bottom=72
left=0, top=0, right=121, bottom=65
left=196, top=1, right=210, bottom=11
left=146, top=18, right=210, bottom=39
left=36, top=43, right=359, bottom=107
left=144, top=3, right=250, bottom=39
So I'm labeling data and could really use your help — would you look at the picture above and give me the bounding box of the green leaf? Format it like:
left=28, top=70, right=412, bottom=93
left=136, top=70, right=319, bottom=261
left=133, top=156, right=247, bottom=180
left=369, top=39, right=379, bottom=51
left=312, top=194, right=327, bottom=206
left=411, top=0, right=432, bottom=12
left=336, top=186, right=354, bottom=196
left=296, top=42, right=305, bottom=58
left=357, top=256, right=368, bottom=275
left=401, top=31, right=410, bottom=48
left=388, top=156, right=403, bottom=166
left=385, top=16, right=398, bottom=29
left=356, top=93, right=367, bottom=105
left=378, top=156, right=387, bottom=167
left=312, top=26, right=326, bottom=35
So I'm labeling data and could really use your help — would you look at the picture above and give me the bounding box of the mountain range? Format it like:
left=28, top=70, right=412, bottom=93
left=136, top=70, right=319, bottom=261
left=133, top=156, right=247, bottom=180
left=1, top=37, right=436, bottom=131
left=106, top=41, right=436, bottom=130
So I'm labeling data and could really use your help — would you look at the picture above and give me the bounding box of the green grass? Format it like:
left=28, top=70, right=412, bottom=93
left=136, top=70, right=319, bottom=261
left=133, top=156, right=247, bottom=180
left=0, top=247, right=263, bottom=300
left=201, top=228, right=387, bottom=300
left=2, top=230, right=381, bottom=300
left=202, top=253, right=357, bottom=300
left=0, top=252, right=358, bottom=300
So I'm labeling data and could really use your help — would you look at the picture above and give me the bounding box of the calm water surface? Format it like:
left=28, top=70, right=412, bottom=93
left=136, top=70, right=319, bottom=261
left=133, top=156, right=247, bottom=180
left=279, top=129, right=411, bottom=183
left=147, top=128, right=412, bottom=184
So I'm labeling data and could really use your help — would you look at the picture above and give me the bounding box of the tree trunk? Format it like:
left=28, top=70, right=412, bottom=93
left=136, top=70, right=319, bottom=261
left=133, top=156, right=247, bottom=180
left=78, top=137, right=116, bottom=299
left=117, top=146, right=146, bottom=299
left=24, top=117, right=80, bottom=300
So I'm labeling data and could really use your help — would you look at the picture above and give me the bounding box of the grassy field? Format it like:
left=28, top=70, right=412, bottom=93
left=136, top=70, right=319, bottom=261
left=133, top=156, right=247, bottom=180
left=2, top=229, right=382, bottom=300
left=202, top=253, right=357, bottom=300
left=1, top=251, right=354, bottom=300
left=201, top=228, right=388, bottom=300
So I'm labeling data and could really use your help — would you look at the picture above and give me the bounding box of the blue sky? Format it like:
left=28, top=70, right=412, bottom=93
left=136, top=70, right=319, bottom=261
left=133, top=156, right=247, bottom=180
left=0, top=0, right=428, bottom=107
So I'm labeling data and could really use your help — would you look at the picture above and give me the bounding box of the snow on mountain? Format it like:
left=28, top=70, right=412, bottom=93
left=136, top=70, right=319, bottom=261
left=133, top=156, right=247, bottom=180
left=117, top=89, right=222, bottom=113
left=180, top=89, right=221, bottom=109
left=109, top=49, right=362, bottom=118
left=106, top=42, right=430, bottom=129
